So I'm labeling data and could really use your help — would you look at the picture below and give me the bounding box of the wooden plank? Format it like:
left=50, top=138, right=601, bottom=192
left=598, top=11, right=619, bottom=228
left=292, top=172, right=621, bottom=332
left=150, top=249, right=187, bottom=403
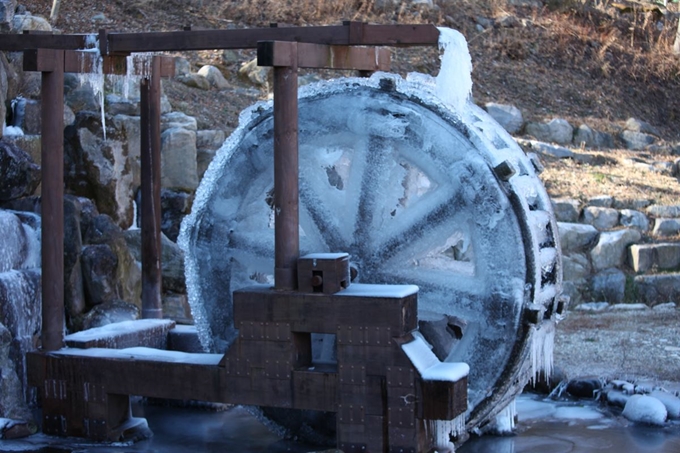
left=420, top=376, right=468, bottom=420
left=292, top=369, right=337, bottom=411
left=0, top=33, right=88, bottom=51
left=258, top=41, right=390, bottom=71
left=354, top=24, right=439, bottom=46
left=23, top=48, right=60, bottom=72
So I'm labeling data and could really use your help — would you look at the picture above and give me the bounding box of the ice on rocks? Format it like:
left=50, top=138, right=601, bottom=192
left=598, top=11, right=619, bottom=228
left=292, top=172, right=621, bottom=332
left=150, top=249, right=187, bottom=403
left=649, top=390, right=680, bottom=419
left=622, top=394, right=667, bottom=425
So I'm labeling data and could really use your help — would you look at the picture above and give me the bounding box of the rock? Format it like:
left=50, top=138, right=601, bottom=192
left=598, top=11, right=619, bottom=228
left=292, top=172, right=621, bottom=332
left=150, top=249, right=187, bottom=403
left=162, top=292, right=192, bottom=323
left=652, top=218, right=680, bottom=237
left=619, top=209, right=649, bottom=231
left=557, top=222, right=599, bottom=253
left=0, top=140, right=40, bottom=201
left=0, top=210, right=39, bottom=272
left=63, top=196, right=86, bottom=322
left=566, top=378, right=602, bottom=398
left=174, top=57, right=192, bottom=77
left=65, top=84, right=100, bottom=112
left=196, top=130, right=225, bottom=150
left=606, top=389, right=630, bottom=408
left=562, top=253, right=591, bottom=282
left=161, top=112, right=198, bottom=131
left=620, top=130, right=656, bottom=150
left=0, top=0, right=16, bottom=25
left=614, top=198, right=652, bottom=210
left=576, top=302, right=611, bottom=311
left=161, top=127, right=198, bottom=191
left=110, top=114, right=142, bottom=188
left=197, top=148, right=216, bottom=180
left=551, top=198, right=580, bottom=223
left=238, top=58, right=271, bottom=88
left=81, top=299, right=140, bottom=330
left=634, top=273, right=680, bottom=305
left=197, top=65, right=230, bottom=90
left=221, top=50, right=240, bottom=64
left=124, top=229, right=186, bottom=293
left=483, top=103, right=523, bottom=134
left=105, top=94, right=139, bottom=116
left=525, top=118, right=573, bottom=145
left=647, top=205, right=680, bottom=218
left=0, top=322, right=31, bottom=421
left=1, top=419, right=36, bottom=439
left=591, top=268, right=626, bottom=304
left=622, top=394, right=667, bottom=425
left=81, top=212, right=120, bottom=246
left=653, top=302, right=676, bottom=310
left=160, top=189, right=192, bottom=241
left=562, top=281, right=584, bottom=306
left=587, top=195, right=613, bottom=208
left=81, top=244, right=119, bottom=307
left=523, top=140, right=573, bottom=158
left=11, top=14, right=51, bottom=32
left=495, top=14, right=520, bottom=28
left=589, top=228, right=642, bottom=271
left=572, top=124, right=614, bottom=149
left=176, top=73, right=211, bottom=90
left=581, top=206, right=619, bottom=230
left=629, top=243, right=680, bottom=273
left=624, top=118, right=661, bottom=137
left=649, top=391, right=680, bottom=420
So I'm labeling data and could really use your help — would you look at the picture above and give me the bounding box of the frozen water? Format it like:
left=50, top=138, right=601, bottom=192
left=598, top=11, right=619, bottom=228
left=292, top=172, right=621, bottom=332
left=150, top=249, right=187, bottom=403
left=401, top=334, right=469, bottom=381
left=64, top=319, right=174, bottom=343
left=78, top=39, right=107, bottom=141
left=2, top=125, right=24, bottom=136
left=623, top=395, right=668, bottom=425
left=492, top=399, right=517, bottom=434
left=436, top=28, right=473, bottom=113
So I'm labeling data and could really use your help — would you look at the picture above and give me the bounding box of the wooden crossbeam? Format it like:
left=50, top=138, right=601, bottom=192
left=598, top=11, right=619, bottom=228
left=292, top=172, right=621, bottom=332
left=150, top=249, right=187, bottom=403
left=23, top=48, right=175, bottom=76
left=106, top=23, right=438, bottom=53
left=257, top=41, right=390, bottom=71
left=0, top=32, right=89, bottom=51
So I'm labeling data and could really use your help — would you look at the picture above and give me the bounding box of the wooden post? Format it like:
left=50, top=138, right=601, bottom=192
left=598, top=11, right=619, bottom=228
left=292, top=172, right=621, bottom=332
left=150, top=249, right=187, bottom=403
left=272, top=43, right=299, bottom=291
left=40, top=49, right=65, bottom=351
left=140, top=56, right=163, bottom=318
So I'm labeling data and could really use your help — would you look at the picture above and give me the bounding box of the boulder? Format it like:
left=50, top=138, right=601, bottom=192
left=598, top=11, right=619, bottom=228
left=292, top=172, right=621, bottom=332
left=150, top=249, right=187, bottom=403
left=649, top=391, right=680, bottom=420
left=483, top=103, right=523, bottom=134
left=581, top=206, right=619, bottom=230
left=652, top=218, right=680, bottom=237
left=160, top=189, right=192, bottom=241
left=174, top=57, right=192, bottom=77
left=105, top=94, right=139, bottom=116
left=557, top=222, right=599, bottom=253
left=622, top=395, right=667, bottom=425
left=176, top=73, right=211, bottom=90
left=197, top=65, right=230, bottom=90
left=572, top=124, right=614, bottom=149
left=590, top=268, right=626, bottom=304
left=0, top=210, right=39, bottom=272
left=81, top=299, right=139, bottom=330
left=619, top=209, right=649, bottom=231
left=0, top=0, right=16, bottom=25
left=197, top=130, right=226, bottom=150
left=613, top=198, right=652, bottom=210
left=11, top=14, right=51, bottom=32
left=655, top=243, right=680, bottom=269
left=0, top=322, right=31, bottom=421
left=239, top=58, right=271, bottom=88
left=551, top=198, right=580, bottom=223
left=0, top=140, right=40, bottom=201
left=124, top=229, right=186, bottom=293
left=161, top=112, right=198, bottom=131
left=161, top=127, right=198, bottom=191
left=197, top=148, right=216, bottom=180
left=566, top=378, right=602, bottom=398
left=525, top=118, right=573, bottom=145
left=162, top=292, right=192, bottom=324
left=562, top=253, right=591, bottom=282
left=620, top=130, right=656, bottom=150
left=81, top=244, right=119, bottom=307
left=587, top=195, right=613, bottom=208
left=628, top=244, right=655, bottom=273
left=110, top=114, right=141, bottom=188
left=589, top=228, right=641, bottom=271
left=634, top=273, right=680, bottom=304
left=647, top=205, right=680, bottom=218
left=624, top=118, right=661, bottom=137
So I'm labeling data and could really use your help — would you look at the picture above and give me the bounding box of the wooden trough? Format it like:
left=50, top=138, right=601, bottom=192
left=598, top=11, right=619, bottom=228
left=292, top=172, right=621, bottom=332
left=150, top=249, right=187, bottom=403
left=0, top=23, right=469, bottom=452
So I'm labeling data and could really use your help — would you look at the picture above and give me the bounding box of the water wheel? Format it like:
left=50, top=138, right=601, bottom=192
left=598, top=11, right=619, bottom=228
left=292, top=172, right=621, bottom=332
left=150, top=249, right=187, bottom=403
left=179, top=74, right=562, bottom=440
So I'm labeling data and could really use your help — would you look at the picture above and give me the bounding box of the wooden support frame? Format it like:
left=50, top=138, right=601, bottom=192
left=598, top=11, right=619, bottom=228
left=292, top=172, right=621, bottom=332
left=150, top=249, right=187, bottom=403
left=257, top=41, right=390, bottom=71
left=23, top=48, right=175, bottom=76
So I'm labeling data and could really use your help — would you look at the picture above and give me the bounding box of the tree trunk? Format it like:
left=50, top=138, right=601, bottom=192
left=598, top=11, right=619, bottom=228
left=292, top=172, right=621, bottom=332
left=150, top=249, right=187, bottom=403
left=50, top=0, right=61, bottom=23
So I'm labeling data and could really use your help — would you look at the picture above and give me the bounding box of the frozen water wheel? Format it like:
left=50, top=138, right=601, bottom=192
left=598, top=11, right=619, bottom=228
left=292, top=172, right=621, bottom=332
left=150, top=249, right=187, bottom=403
left=179, top=74, right=562, bottom=439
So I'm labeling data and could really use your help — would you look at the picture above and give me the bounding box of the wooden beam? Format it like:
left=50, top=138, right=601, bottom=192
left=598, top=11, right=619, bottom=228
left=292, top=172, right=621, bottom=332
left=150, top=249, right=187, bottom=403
left=258, top=41, right=390, bottom=71
left=24, top=49, right=175, bottom=76
left=0, top=33, right=89, bottom=51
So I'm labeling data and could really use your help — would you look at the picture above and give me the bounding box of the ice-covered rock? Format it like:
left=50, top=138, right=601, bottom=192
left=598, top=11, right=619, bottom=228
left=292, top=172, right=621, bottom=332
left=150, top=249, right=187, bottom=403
left=0, top=140, right=40, bottom=202
left=622, top=394, right=667, bottom=425
left=649, top=391, right=680, bottom=420
left=589, top=228, right=641, bottom=271
left=606, top=389, right=630, bottom=408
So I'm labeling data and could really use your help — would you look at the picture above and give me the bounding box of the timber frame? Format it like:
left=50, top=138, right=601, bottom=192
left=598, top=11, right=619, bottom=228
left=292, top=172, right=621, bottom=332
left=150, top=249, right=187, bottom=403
left=0, top=22, right=469, bottom=452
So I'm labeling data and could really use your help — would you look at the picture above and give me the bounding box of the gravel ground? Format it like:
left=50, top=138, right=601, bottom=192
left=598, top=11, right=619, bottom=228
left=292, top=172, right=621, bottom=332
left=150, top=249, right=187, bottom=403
left=554, top=307, right=680, bottom=384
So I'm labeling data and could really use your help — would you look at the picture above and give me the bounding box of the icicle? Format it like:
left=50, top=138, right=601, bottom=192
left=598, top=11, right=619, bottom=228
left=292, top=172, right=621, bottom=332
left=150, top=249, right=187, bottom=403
left=530, top=321, right=555, bottom=384
left=427, top=413, right=466, bottom=452
left=492, top=399, right=517, bottom=434
left=435, top=27, right=473, bottom=113
left=78, top=36, right=107, bottom=141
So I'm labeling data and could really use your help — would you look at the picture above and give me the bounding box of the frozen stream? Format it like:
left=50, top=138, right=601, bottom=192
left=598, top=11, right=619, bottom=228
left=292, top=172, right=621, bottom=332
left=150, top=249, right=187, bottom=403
left=4, top=394, right=680, bottom=452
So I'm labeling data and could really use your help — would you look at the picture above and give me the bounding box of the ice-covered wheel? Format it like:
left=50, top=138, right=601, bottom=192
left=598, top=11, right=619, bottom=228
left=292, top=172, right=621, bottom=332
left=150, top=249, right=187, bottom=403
left=179, top=74, right=562, bottom=438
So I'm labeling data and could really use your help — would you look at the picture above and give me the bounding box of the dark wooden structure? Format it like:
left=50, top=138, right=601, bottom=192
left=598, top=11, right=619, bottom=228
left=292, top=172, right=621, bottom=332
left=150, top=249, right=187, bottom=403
left=1, top=23, right=469, bottom=452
